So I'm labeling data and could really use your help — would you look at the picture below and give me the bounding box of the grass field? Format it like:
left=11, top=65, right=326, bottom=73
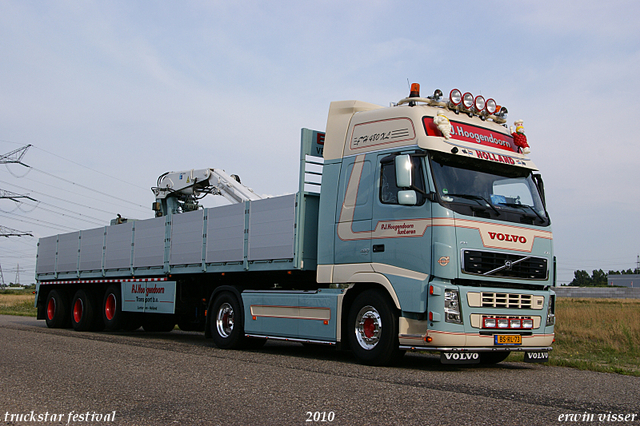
left=547, top=298, right=640, bottom=376
left=1, top=290, right=638, bottom=375
left=0, top=290, right=37, bottom=317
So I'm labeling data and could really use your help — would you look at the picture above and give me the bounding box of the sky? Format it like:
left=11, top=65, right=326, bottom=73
left=0, top=0, right=639, bottom=285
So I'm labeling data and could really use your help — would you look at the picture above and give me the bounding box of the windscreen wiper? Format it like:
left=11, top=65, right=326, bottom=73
left=502, top=203, right=546, bottom=222
left=445, top=194, right=501, bottom=216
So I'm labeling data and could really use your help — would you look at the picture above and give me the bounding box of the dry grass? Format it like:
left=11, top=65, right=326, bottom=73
left=0, top=293, right=34, bottom=305
left=549, top=298, right=640, bottom=375
left=0, top=291, right=37, bottom=316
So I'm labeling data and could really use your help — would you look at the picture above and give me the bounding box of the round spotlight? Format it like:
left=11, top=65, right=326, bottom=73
left=474, top=95, right=485, bottom=112
left=486, top=98, right=497, bottom=114
left=462, top=92, right=474, bottom=109
left=449, top=89, right=462, bottom=105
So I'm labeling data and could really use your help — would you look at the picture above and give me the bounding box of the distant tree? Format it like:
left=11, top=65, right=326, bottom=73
left=570, top=270, right=592, bottom=286
left=573, top=266, right=640, bottom=286
left=591, top=269, right=607, bottom=286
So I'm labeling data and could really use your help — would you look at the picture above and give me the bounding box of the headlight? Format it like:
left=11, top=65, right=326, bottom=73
left=546, top=294, right=556, bottom=326
left=444, top=289, right=463, bottom=324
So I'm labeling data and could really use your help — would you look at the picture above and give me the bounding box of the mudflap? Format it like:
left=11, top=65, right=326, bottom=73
left=524, top=351, right=550, bottom=363
left=440, top=352, right=480, bottom=364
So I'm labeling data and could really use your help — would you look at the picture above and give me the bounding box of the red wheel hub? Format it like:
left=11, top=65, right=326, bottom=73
left=73, top=299, right=83, bottom=324
left=105, top=293, right=116, bottom=321
left=363, top=317, right=375, bottom=338
left=47, top=298, right=56, bottom=321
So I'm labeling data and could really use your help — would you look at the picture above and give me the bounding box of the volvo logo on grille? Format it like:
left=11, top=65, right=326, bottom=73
left=504, top=260, right=513, bottom=270
left=488, top=232, right=527, bottom=244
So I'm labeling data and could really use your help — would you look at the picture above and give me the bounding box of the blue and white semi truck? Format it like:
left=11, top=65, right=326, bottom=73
left=35, top=84, right=555, bottom=365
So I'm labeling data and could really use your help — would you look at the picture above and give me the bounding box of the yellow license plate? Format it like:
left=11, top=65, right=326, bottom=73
left=495, top=334, right=522, bottom=345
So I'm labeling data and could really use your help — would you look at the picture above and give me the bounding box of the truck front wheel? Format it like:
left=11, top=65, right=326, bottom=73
left=45, top=289, right=69, bottom=328
left=347, top=290, right=404, bottom=366
left=210, top=292, right=245, bottom=349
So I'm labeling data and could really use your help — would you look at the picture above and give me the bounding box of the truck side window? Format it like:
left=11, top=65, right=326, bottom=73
left=380, top=156, right=426, bottom=205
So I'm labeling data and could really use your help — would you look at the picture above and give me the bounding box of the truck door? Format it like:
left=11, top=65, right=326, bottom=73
left=334, top=154, right=373, bottom=264
left=372, top=152, right=431, bottom=276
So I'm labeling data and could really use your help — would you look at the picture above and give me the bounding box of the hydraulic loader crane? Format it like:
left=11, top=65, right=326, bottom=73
left=152, top=168, right=262, bottom=216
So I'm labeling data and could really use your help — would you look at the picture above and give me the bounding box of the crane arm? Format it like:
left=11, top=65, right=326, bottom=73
left=151, top=168, right=262, bottom=216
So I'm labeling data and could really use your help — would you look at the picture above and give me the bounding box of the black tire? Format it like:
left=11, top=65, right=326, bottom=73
left=45, top=289, right=70, bottom=328
left=71, top=289, right=103, bottom=331
left=142, top=314, right=176, bottom=332
left=102, top=285, right=126, bottom=331
left=210, top=292, right=246, bottom=349
left=347, top=289, right=403, bottom=366
left=480, top=351, right=510, bottom=364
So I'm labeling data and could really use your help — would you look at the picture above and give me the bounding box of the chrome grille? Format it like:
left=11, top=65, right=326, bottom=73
left=462, top=250, right=548, bottom=279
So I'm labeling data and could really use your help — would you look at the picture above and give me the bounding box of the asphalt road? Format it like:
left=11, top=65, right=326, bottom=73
left=0, top=315, right=638, bottom=426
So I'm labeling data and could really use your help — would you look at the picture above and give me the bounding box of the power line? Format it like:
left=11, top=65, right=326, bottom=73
left=0, top=212, right=78, bottom=233
left=28, top=166, right=148, bottom=210
left=14, top=175, right=149, bottom=215
left=32, top=145, right=148, bottom=192
left=0, top=178, right=135, bottom=216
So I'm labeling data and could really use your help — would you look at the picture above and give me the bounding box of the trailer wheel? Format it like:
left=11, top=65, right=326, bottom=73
left=210, top=292, right=245, bottom=349
left=71, top=289, right=103, bottom=331
left=347, top=290, right=403, bottom=366
left=45, top=289, right=69, bottom=328
left=479, top=351, right=510, bottom=364
left=102, top=285, right=125, bottom=331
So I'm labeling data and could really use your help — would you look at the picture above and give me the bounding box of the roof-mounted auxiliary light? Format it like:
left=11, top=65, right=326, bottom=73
left=399, top=85, right=508, bottom=124
left=409, top=83, right=421, bottom=98
left=494, top=105, right=508, bottom=124
left=462, top=92, right=474, bottom=115
left=485, top=98, right=497, bottom=115
left=430, top=89, right=443, bottom=102
left=474, top=95, right=486, bottom=120
left=474, top=95, right=485, bottom=113
left=449, top=89, right=462, bottom=106
left=408, top=83, right=420, bottom=106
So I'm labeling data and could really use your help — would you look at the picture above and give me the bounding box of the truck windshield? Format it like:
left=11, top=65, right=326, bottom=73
left=429, top=152, right=550, bottom=226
